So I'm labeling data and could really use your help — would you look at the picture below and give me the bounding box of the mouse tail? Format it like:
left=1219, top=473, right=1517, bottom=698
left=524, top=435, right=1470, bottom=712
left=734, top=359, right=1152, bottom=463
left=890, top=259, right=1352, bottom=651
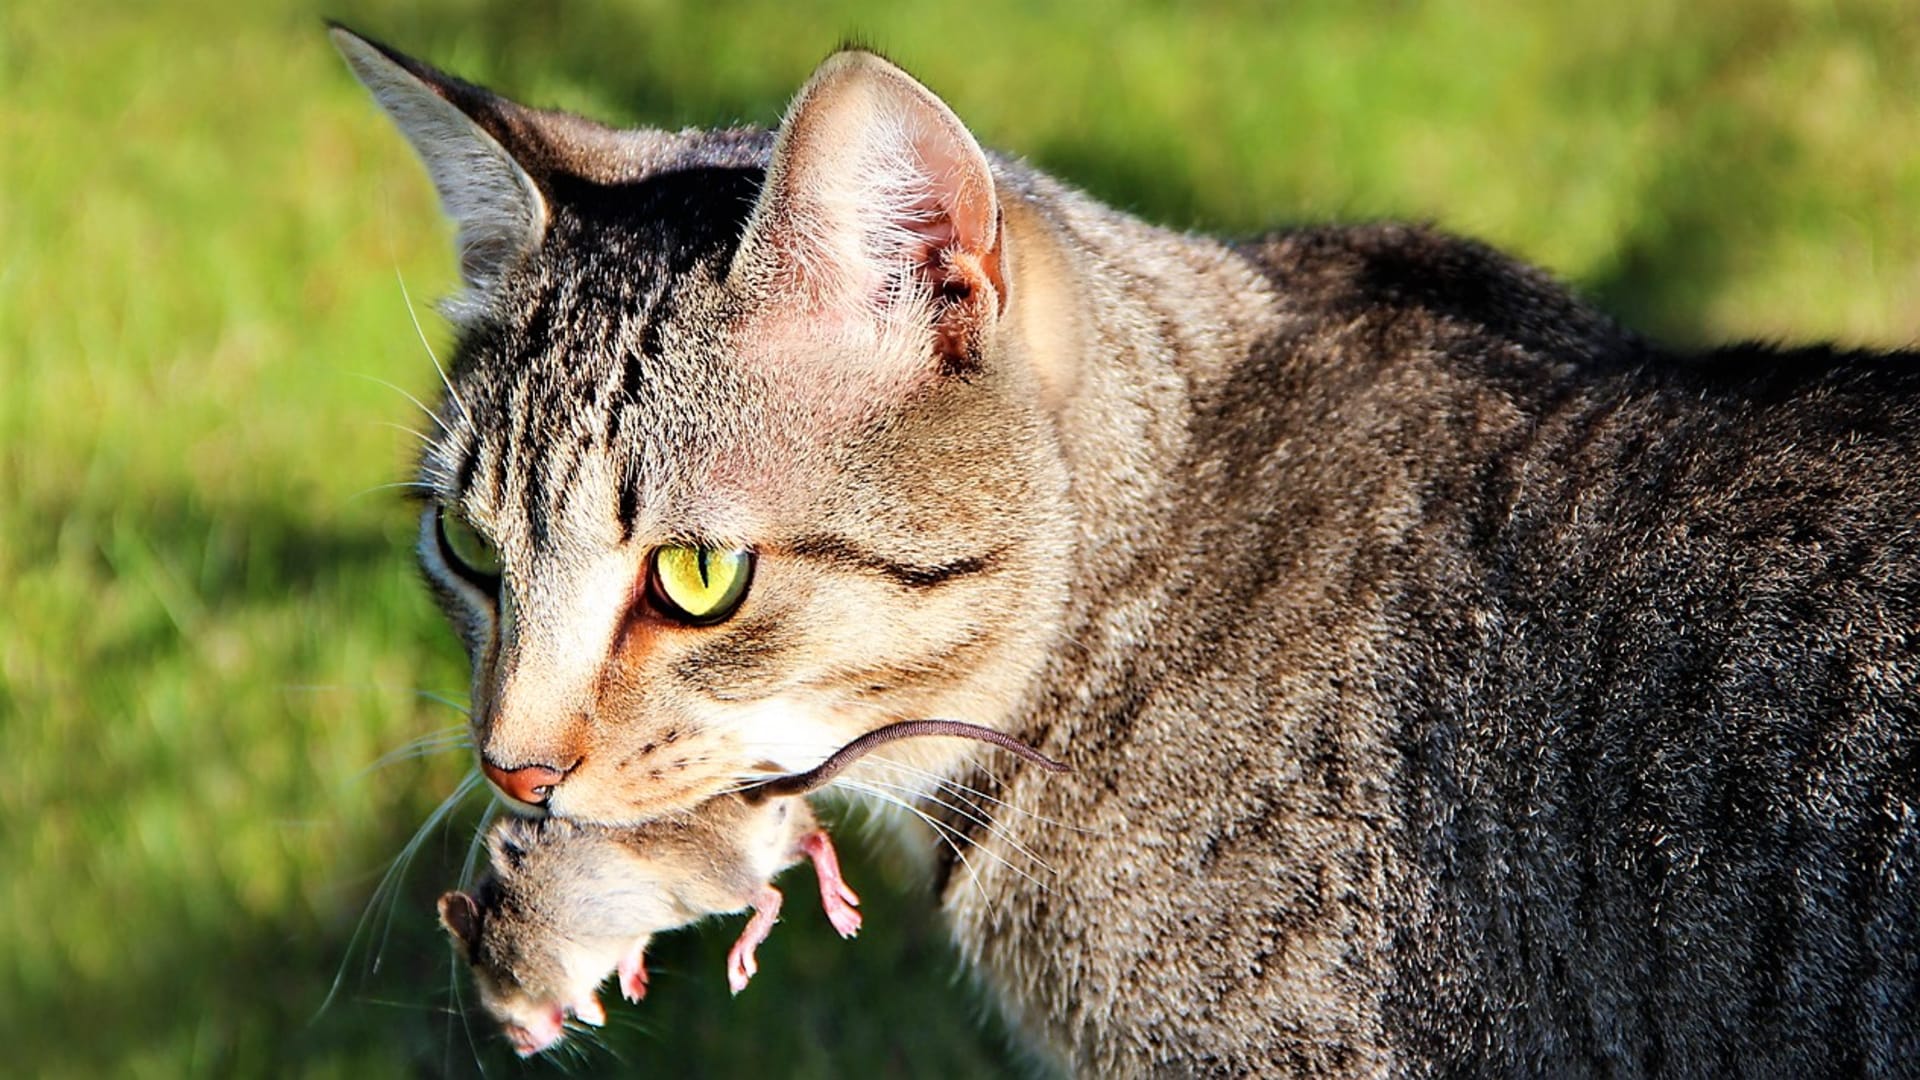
left=750, top=719, right=1067, bottom=798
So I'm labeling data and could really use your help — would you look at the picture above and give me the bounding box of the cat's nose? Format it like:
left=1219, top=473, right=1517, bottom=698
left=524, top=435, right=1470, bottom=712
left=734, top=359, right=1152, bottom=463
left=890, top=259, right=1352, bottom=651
left=481, top=757, right=577, bottom=807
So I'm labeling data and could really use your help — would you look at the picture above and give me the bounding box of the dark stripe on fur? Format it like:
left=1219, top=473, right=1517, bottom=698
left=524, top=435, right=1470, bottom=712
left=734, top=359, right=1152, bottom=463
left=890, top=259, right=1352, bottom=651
left=789, top=534, right=996, bottom=588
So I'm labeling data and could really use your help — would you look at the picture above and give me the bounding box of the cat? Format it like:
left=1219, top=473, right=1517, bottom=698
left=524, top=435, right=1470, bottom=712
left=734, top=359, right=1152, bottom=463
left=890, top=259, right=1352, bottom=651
left=333, top=25, right=1920, bottom=1077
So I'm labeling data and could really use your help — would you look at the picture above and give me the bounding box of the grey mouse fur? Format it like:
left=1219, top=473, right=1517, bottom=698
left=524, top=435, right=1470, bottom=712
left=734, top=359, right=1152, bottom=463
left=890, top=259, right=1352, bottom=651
left=439, top=793, right=859, bottom=1057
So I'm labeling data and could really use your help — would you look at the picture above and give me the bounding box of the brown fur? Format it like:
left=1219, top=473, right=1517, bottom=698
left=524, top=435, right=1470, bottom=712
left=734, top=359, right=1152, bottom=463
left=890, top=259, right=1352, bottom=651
left=337, top=27, right=1920, bottom=1076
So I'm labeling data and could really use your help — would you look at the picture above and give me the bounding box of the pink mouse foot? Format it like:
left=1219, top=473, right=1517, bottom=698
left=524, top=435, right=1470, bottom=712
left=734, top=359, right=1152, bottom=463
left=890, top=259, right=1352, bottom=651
left=726, top=885, right=784, bottom=995
left=801, top=830, right=863, bottom=938
left=618, top=938, right=650, bottom=1003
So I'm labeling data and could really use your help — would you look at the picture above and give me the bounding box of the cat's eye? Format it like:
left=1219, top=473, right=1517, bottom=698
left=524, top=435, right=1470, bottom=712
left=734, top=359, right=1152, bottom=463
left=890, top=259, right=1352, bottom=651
left=647, top=546, right=754, bottom=626
left=438, top=507, right=503, bottom=583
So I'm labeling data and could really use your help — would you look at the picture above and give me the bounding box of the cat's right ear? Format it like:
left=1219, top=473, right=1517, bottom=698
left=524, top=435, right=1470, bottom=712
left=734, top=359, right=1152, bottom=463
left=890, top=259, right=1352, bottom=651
left=437, top=890, right=482, bottom=956
left=728, top=50, right=1006, bottom=373
left=329, top=26, right=546, bottom=303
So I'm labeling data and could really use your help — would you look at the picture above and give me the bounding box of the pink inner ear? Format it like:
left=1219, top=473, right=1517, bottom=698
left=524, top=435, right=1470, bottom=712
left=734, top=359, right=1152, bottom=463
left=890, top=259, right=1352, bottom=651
left=732, top=52, right=1007, bottom=372
left=900, top=188, right=958, bottom=256
left=902, top=124, right=997, bottom=298
left=912, top=129, right=991, bottom=250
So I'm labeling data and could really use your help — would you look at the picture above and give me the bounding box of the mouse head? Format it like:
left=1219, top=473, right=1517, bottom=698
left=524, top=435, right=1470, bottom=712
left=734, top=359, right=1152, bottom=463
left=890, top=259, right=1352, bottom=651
left=437, top=823, right=609, bottom=1056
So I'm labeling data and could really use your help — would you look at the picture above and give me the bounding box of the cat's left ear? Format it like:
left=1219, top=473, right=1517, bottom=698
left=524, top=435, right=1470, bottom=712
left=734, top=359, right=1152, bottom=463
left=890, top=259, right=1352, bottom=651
left=729, top=50, right=1006, bottom=367
left=330, top=25, right=548, bottom=305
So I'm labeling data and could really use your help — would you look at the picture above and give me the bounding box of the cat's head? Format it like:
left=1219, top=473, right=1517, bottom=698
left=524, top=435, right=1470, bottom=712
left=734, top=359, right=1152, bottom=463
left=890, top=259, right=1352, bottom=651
left=335, top=29, right=1074, bottom=824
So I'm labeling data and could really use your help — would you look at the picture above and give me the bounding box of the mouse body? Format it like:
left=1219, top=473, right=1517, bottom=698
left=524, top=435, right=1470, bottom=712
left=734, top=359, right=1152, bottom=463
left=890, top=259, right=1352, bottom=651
left=437, top=719, right=1065, bottom=1057
left=438, top=793, right=860, bottom=1057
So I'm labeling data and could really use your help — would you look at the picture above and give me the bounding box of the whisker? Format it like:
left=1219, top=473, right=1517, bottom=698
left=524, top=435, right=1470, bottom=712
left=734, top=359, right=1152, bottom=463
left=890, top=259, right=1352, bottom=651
left=855, top=776, right=1056, bottom=894
left=356, top=725, right=472, bottom=780
left=374, top=771, right=486, bottom=972
left=832, top=779, right=996, bottom=916
left=856, top=755, right=1114, bottom=837
left=447, top=909, right=490, bottom=1080
left=375, top=419, right=435, bottom=445
left=395, top=266, right=475, bottom=432
left=564, top=1019, right=624, bottom=1070
left=460, top=798, right=503, bottom=890
left=858, top=770, right=1062, bottom=872
left=598, top=1007, right=657, bottom=1036
left=280, top=684, right=472, bottom=718
left=730, top=729, right=1083, bottom=828
left=346, top=995, right=467, bottom=1017
left=344, top=479, right=439, bottom=505
left=412, top=689, right=472, bottom=716
left=316, top=769, right=485, bottom=1021
left=366, top=213, right=493, bottom=1080
left=355, top=372, right=456, bottom=439
left=1045, top=622, right=1100, bottom=663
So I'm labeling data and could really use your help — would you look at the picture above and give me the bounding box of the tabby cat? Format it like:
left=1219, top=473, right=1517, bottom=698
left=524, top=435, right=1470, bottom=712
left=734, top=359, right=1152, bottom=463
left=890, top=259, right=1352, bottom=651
left=334, top=26, right=1920, bottom=1076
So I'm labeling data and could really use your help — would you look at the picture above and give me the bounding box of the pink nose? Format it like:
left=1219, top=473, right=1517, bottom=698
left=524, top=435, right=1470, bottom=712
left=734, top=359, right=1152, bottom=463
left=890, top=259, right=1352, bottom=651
left=481, top=759, right=574, bottom=806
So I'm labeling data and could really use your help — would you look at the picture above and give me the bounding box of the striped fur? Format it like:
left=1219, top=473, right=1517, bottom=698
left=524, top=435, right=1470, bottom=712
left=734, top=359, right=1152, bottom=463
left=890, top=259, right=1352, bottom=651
left=338, top=29, right=1920, bottom=1076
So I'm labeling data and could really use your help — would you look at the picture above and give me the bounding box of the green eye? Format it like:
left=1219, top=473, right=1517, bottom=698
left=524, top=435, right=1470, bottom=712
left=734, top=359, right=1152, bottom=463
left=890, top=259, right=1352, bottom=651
left=438, top=507, right=503, bottom=581
left=648, top=546, right=754, bottom=625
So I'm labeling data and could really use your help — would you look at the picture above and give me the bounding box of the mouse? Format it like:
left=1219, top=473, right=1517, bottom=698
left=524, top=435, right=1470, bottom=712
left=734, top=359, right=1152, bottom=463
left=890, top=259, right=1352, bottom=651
left=437, top=719, right=1066, bottom=1057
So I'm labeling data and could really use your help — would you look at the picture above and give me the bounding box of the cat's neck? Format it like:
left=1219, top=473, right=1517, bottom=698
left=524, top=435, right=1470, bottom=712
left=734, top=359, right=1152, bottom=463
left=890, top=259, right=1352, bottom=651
left=997, top=165, right=1283, bottom=599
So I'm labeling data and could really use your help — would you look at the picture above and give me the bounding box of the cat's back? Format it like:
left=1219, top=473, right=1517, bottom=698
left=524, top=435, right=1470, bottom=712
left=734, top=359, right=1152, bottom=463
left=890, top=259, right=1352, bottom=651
left=1218, top=222, right=1920, bottom=633
left=969, top=214, right=1920, bottom=1074
left=1051, top=220, right=1920, bottom=1073
left=1260, top=223, right=1920, bottom=1073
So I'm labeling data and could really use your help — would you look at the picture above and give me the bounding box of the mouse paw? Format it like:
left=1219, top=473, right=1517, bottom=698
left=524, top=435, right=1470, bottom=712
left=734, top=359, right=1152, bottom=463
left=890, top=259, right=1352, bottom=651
left=801, top=830, right=863, bottom=938
left=569, top=993, right=606, bottom=1028
left=618, top=940, right=650, bottom=1003
left=725, top=885, right=783, bottom=995
left=726, top=942, right=758, bottom=995
left=825, top=897, right=863, bottom=939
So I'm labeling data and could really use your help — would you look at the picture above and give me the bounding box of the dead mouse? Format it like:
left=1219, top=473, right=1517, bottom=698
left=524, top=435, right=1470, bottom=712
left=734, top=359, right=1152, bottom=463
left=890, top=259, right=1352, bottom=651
left=437, top=719, right=1066, bottom=1057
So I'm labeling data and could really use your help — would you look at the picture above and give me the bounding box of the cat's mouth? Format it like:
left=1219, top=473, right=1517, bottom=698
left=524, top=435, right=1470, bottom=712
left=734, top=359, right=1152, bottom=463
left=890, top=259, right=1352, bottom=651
left=542, top=762, right=740, bottom=828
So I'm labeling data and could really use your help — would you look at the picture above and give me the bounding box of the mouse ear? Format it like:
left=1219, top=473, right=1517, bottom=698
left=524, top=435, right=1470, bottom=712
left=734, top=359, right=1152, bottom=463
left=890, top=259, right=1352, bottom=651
left=437, top=890, right=483, bottom=954
left=487, top=818, right=536, bottom=873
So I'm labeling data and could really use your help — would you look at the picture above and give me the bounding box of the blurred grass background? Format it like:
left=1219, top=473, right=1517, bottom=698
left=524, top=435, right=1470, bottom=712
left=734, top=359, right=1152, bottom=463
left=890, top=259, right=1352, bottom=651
left=4, top=0, right=1918, bottom=1075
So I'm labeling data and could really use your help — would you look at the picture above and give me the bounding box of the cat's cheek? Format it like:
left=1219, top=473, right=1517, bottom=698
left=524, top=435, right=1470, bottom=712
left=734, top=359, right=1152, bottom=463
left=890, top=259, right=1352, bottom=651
left=723, top=697, right=861, bottom=776
left=546, top=698, right=850, bottom=823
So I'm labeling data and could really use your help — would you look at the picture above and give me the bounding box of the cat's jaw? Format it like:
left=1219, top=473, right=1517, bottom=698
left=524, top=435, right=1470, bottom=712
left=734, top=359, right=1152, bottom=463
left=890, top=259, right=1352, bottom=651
left=538, top=680, right=1052, bottom=827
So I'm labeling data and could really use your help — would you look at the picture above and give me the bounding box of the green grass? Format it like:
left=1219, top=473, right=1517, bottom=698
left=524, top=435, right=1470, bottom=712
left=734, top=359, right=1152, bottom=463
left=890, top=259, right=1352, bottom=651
left=5, top=0, right=1917, bottom=1075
